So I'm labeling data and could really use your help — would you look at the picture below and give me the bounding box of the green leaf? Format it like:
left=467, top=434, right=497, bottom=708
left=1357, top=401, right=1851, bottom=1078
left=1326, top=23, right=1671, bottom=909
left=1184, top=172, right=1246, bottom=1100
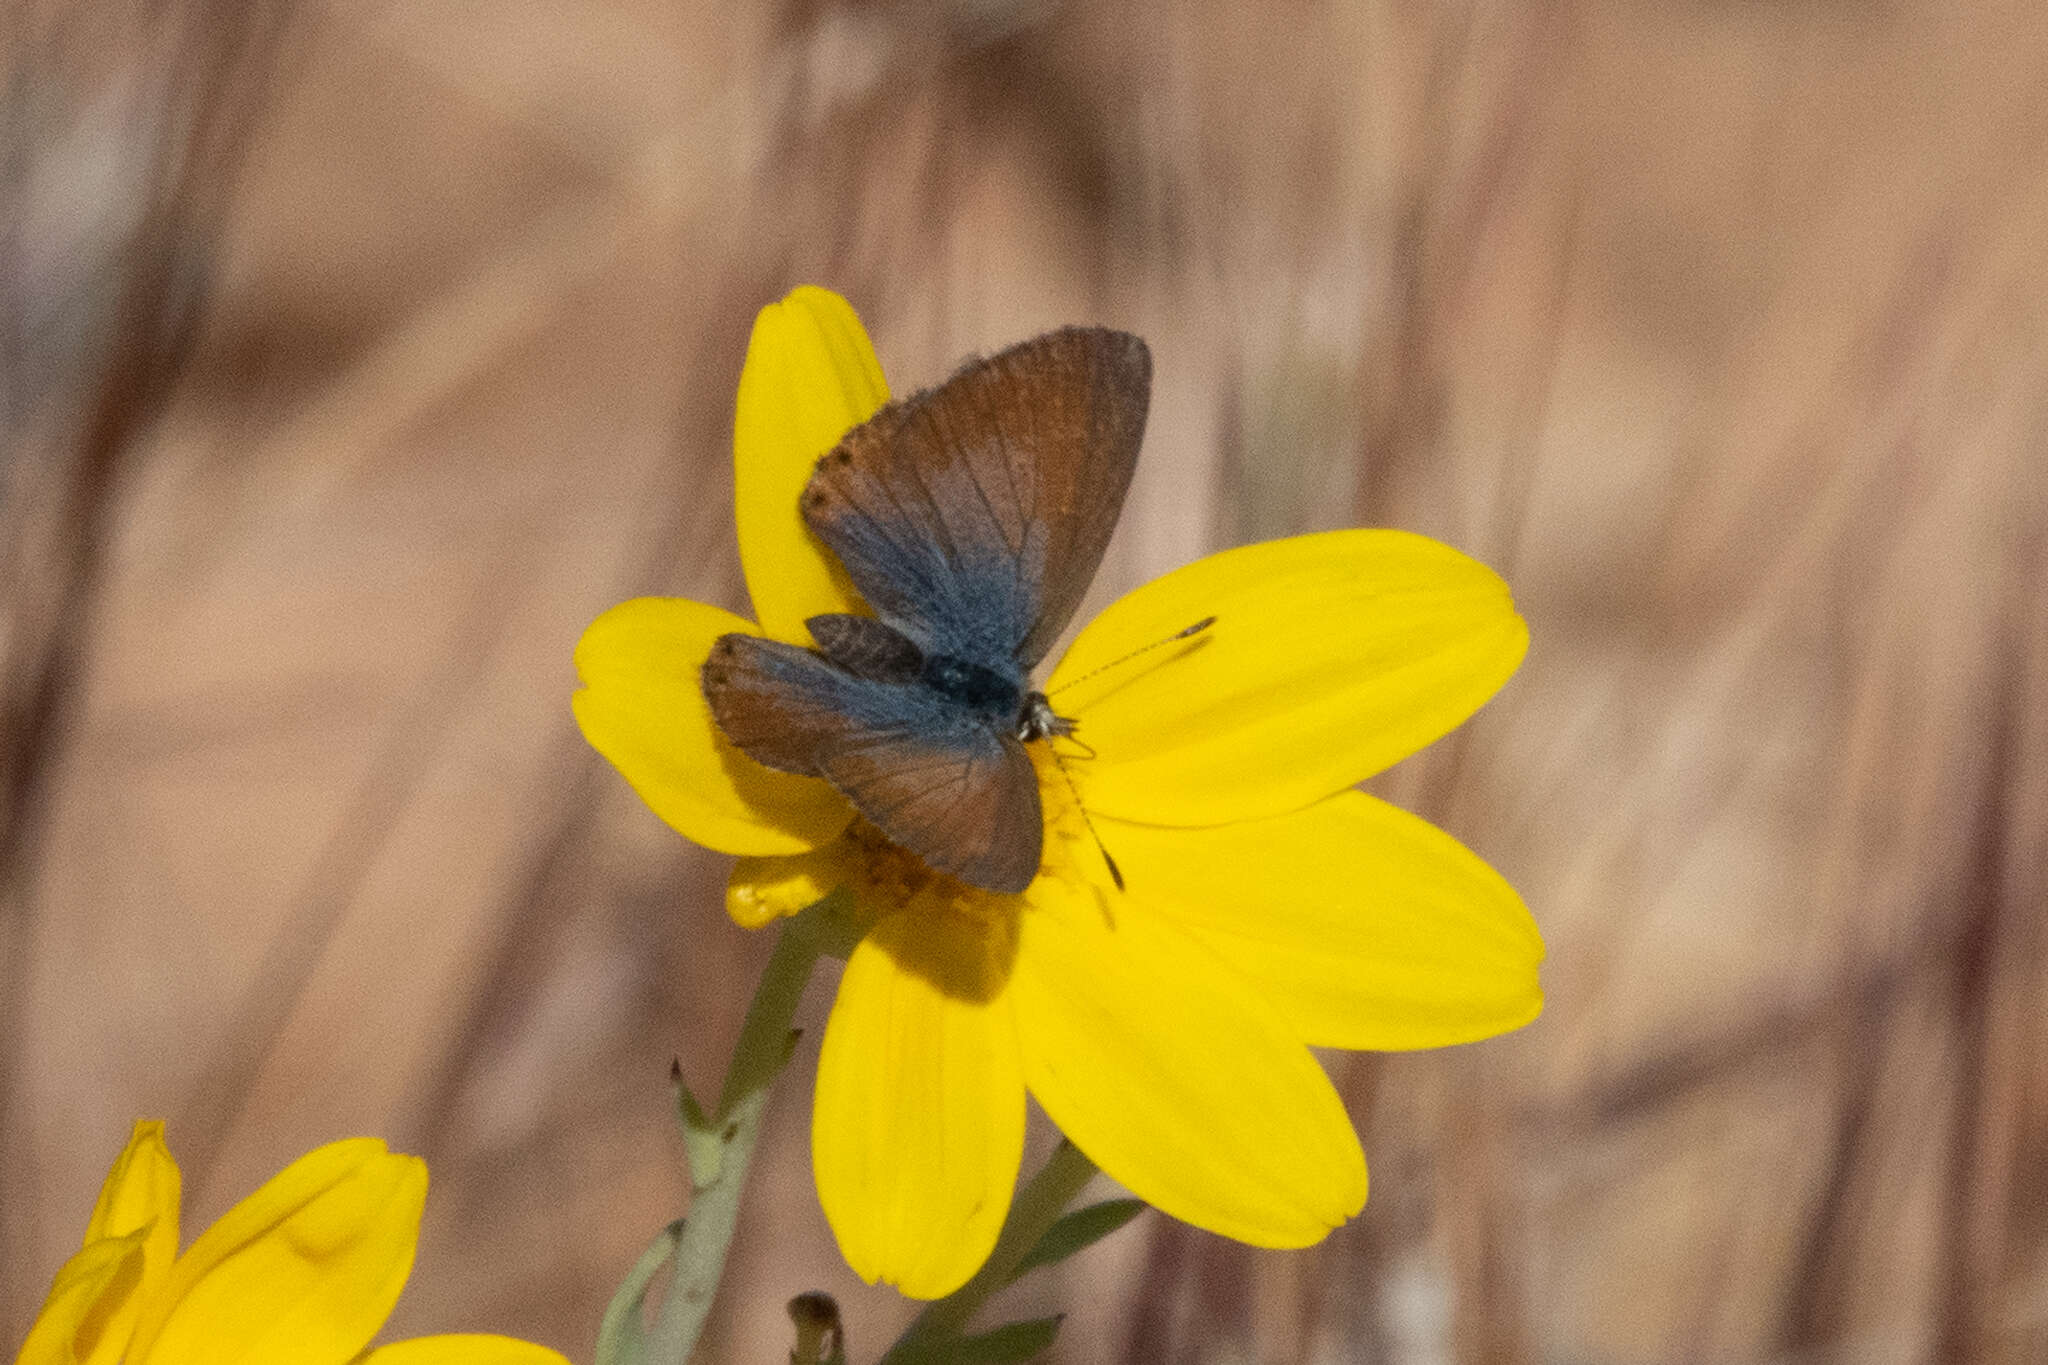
left=1008, top=1198, right=1146, bottom=1281
left=951, top=1316, right=1064, bottom=1362
left=673, top=1058, right=712, bottom=1132
left=672, top=1059, right=726, bottom=1186
left=594, top=1219, right=682, bottom=1365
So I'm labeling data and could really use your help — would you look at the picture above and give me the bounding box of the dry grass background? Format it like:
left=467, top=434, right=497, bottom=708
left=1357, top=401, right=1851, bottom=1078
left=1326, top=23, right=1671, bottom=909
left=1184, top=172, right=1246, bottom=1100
left=5, top=0, right=2048, bottom=1360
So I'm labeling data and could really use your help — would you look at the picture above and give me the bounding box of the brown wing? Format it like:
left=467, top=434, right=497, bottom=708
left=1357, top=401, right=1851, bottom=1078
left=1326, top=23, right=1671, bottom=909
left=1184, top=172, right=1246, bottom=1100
left=702, top=633, right=1044, bottom=893
left=702, top=633, right=846, bottom=776
left=805, top=613, right=923, bottom=683
left=819, top=726, right=1044, bottom=894
left=801, top=327, right=1150, bottom=669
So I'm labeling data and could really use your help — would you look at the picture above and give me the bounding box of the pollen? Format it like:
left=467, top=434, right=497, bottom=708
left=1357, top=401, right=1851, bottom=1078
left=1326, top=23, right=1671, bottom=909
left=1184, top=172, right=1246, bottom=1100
left=844, top=820, right=957, bottom=906
left=839, top=819, right=1024, bottom=990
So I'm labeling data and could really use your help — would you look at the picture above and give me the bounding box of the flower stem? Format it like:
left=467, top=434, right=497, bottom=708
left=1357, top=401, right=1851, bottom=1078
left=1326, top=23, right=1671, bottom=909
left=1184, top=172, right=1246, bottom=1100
left=596, top=1220, right=683, bottom=1363
left=637, top=902, right=836, bottom=1364
left=878, top=1139, right=1098, bottom=1363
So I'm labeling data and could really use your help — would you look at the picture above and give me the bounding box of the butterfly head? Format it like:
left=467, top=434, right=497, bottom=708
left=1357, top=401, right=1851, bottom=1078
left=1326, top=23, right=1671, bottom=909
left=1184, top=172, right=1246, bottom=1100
left=1016, top=691, right=1075, bottom=744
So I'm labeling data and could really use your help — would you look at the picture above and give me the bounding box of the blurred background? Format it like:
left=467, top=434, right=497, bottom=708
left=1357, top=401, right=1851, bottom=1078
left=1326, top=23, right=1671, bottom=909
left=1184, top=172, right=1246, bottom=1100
left=5, top=0, right=2046, bottom=1360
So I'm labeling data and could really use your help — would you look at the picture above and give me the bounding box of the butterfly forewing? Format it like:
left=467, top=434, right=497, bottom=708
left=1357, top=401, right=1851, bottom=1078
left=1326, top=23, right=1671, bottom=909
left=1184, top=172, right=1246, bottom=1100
left=802, top=327, right=1150, bottom=668
left=702, top=633, right=1044, bottom=892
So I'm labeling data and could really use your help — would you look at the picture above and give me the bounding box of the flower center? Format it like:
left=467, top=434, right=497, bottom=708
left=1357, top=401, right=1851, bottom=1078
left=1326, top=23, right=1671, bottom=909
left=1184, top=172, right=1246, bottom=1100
left=838, top=742, right=1115, bottom=1000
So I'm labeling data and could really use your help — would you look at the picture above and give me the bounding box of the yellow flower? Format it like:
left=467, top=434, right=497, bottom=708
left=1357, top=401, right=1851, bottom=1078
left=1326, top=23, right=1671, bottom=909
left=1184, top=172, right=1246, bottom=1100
left=573, top=287, right=1543, bottom=1299
left=16, top=1121, right=569, bottom=1365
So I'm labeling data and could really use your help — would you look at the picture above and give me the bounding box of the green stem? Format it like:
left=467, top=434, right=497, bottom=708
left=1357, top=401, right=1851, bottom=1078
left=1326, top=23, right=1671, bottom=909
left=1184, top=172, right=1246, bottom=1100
left=639, top=906, right=834, bottom=1363
left=596, top=1220, right=683, bottom=1363
left=878, top=1140, right=1098, bottom=1363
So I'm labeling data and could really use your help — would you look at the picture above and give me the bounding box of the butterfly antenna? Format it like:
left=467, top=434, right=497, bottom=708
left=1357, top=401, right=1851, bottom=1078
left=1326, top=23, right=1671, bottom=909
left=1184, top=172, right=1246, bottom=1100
left=1048, top=615, right=1216, bottom=697
left=1048, top=746, right=1125, bottom=891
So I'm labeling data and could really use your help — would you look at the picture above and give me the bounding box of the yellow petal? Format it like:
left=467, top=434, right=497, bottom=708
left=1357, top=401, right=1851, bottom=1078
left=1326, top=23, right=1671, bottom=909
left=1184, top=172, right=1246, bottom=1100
left=128, top=1140, right=426, bottom=1365
left=734, top=286, right=888, bottom=641
left=1009, top=877, right=1367, bottom=1247
left=573, top=597, right=852, bottom=856
left=727, top=838, right=860, bottom=929
left=75, top=1119, right=181, bottom=1349
left=16, top=1231, right=148, bottom=1365
left=353, top=1338, right=572, bottom=1365
left=813, top=909, right=1026, bottom=1299
left=1047, top=530, right=1527, bottom=825
left=1103, top=792, right=1542, bottom=1049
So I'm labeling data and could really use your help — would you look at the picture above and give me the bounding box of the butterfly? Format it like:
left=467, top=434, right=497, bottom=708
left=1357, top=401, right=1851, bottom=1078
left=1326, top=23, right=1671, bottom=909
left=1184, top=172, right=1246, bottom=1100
left=702, top=326, right=1151, bottom=894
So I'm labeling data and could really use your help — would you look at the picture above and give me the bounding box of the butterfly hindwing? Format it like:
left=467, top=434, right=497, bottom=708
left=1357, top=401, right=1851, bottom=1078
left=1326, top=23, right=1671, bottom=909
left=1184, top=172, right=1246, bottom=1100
left=702, top=633, right=1044, bottom=892
left=801, top=327, right=1150, bottom=669
left=818, top=720, right=1043, bottom=895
